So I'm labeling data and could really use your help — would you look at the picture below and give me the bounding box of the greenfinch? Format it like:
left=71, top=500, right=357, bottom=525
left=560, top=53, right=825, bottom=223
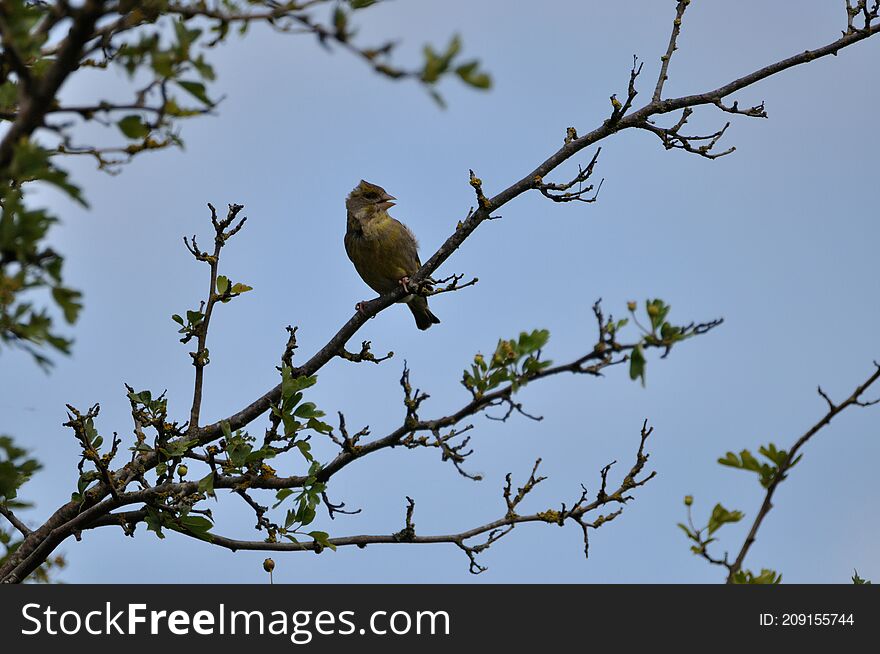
left=345, top=180, right=440, bottom=330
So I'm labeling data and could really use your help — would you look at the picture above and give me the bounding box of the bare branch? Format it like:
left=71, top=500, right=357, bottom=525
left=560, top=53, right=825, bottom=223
left=280, top=325, right=299, bottom=369
left=328, top=411, right=369, bottom=453
left=653, top=0, right=691, bottom=102
left=534, top=148, right=604, bottom=203
left=321, top=491, right=361, bottom=520
left=638, top=109, right=735, bottom=159
left=0, top=504, right=31, bottom=537
left=338, top=340, right=394, bottom=365
left=711, top=97, right=767, bottom=118
left=393, top=496, right=416, bottom=542
left=608, top=55, right=644, bottom=122
left=422, top=273, right=479, bottom=297
left=846, top=0, right=880, bottom=33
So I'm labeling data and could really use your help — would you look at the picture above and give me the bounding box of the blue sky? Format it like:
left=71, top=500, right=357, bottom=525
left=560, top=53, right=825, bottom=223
left=4, top=0, right=879, bottom=583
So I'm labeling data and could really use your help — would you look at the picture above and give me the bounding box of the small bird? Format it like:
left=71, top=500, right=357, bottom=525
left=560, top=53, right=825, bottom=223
left=345, top=180, right=440, bottom=330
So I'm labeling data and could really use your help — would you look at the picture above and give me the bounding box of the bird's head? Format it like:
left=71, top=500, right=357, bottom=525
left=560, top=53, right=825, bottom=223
left=346, top=180, right=397, bottom=216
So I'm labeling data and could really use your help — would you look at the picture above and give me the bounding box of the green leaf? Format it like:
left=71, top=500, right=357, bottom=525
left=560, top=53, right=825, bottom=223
left=0, top=81, right=18, bottom=113
left=306, top=417, right=333, bottom=435
left=629, top=345, right=646, bottom=386
left=7, top=140, right=86, bottom=204
left=295, top=440, right=313, bottom=461
left=245, top=447, right=273, bottom=464
left=144, top=507, right=166, bottom=539
left=676, top=522, right=696, bottom=540
left=758, top=443, right=789, bottom=467
left=51, top=286, right=82, bottom=324
left=117, top=115, right=150, bottom=139
left=179, top=515, right=213, bottom=533
left=192, top=55, right=216, bottom=81
left=0, top=436, right=42, bottom=501
left=731, top=568, right=782, bottom=585
left=284, top=508, right=297, bottom=529
left=130, top=390, right=151, bottom=405
left=173, top=19, right=194, bottom=46
left=150, top=51, right=174, bottom=78
left=186, top=310, right=204, bottom=324
left=227, top=440, right=252, bottom=467
left=294, top=402, right=323, bottom=419
left=660, top=322, right=682, bottom=341
left=177, top=515, right=213, bottom=541
left=707, top=503, right=744, bottom=535
left=517, top=329, right=550, bottom=355
left=216, top=275, right=229, bottom=295
left=298, top=503, right=316, bottom=527
left=718, top=446, right=787, bottom=489
left=645, top=299, right=671, bottom=332
left=281, top=368, right=317, bottom=400
left=334, top=6, right=348, bottom=34
left=273, top=488, right=294, bottom=508
left=427, top=88, right=446, bottom=108
left=176, top=80, right=212, bottom=105
left=281, top=414, right=301, bottom=439
left=309, top=530, right=336, bottom=551
left=444, top=34, right=462, bottom=60
left=852, top=570, right=871, bottom=585
left=422, top=34, right=461, bottom=84
left=455, top=61, right=491, bottom=89
left=198, top=472, right=215, bottom=497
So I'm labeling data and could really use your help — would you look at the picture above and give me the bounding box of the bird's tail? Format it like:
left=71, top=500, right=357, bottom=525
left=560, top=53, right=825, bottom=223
left=407, top=296, right=441, bottom=330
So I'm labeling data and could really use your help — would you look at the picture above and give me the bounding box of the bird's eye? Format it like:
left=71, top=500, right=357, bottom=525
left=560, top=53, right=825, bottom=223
left=365, top=192, right=378, bottom=199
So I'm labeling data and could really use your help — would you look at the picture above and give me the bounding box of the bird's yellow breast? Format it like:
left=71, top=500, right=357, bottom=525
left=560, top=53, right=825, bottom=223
left=345, top=212, right=421, bottom=294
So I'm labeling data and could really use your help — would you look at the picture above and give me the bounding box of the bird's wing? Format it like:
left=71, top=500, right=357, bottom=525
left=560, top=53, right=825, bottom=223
left=394, top=219, right=422, bottom=268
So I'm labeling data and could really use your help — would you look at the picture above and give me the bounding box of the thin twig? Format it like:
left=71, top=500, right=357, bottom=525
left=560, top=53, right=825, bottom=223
left=653, top=0, right=691, bottom=102
left=0, top=505, right=31, bottom=537
left=187, top=203, right=246, bottom=433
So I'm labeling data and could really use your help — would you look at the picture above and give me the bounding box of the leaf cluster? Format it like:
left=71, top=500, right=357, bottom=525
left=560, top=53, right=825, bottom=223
left=462, top=329, right=552, bottom=398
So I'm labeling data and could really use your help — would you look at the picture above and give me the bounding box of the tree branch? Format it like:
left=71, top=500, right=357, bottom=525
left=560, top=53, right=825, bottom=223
left=86, top=423, right=656, bottom=574
left=3, top=5, right=878, bottom=583
left=0, top=504, right=31, bottom=537
left=185, top=203, right=247, bottom=433
left=0, top=0, right=107, bottom=171
left=652, top=0, right=691, bottom=102
left=196, top=17, right=880, bottom=447
left=726, top=362, right=880, bottom=582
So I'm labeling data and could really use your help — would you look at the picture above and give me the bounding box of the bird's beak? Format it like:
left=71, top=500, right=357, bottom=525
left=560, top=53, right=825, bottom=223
left=379, top=193, right=396, bottom=209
